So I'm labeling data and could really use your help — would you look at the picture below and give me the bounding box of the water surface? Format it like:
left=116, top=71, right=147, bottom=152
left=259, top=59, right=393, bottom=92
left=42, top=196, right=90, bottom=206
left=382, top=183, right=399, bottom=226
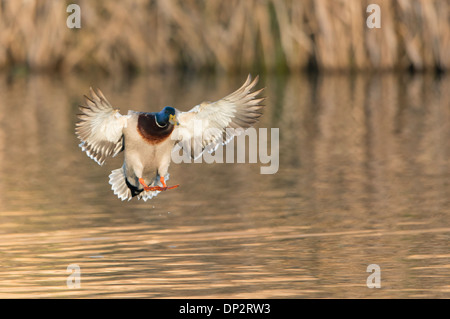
left=0, top=72, right=448, bottom=298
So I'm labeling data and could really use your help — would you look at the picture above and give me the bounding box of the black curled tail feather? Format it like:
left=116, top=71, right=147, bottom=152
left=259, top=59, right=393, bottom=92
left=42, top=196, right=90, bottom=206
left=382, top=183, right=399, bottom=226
left=125, top=178, right=143, bottom=197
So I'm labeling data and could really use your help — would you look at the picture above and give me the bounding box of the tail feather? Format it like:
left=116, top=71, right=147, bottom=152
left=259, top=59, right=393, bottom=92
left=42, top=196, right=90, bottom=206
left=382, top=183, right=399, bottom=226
left=109, top=167, right=170, bottom=201
left=109, top=166, right=132, bottom=201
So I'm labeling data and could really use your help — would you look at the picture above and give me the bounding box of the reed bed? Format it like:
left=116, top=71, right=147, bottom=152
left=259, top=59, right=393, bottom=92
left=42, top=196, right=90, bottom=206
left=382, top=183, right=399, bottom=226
left=0, top=0, right=448, bottom=74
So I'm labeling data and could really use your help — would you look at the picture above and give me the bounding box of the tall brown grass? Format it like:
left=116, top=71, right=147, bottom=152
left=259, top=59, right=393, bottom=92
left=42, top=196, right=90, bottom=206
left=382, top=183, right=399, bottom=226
left=0, top=0, right=448, bottom=74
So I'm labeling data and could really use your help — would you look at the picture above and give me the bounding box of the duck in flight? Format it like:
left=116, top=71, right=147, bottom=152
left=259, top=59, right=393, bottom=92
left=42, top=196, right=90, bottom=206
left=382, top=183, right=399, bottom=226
left=75, top=75, right=264, bottom=201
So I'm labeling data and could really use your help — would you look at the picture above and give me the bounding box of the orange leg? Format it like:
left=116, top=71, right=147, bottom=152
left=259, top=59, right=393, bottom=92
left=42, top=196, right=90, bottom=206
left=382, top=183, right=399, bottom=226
left=139, top=177, right=179, bottom=192
left=160, top=176, right=167, bottom=187
left=160, top=176, right=179, bottom=190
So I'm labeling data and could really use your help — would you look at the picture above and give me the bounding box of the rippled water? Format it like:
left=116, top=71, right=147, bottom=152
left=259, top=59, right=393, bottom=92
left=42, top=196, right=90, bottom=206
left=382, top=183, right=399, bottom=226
left=0, top=72, right=449, bottom=298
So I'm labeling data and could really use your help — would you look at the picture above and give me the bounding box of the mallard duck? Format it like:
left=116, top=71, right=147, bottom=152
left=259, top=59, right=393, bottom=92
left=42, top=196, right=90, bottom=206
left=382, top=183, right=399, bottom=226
left=75, top=74, right=264, bottom=201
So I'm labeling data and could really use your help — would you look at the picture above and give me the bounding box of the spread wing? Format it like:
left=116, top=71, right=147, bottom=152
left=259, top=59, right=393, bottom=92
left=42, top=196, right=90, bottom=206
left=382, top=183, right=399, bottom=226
left=173, top=74, right=264, bottom=159
left=75, top=88, right=129, bottom=166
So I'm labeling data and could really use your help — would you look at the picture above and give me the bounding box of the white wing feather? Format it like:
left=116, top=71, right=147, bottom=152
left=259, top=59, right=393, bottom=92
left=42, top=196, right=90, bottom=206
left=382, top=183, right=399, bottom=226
left=173, top=74, right=264, bottom=159
left=76, top=88, right=129, bottom=166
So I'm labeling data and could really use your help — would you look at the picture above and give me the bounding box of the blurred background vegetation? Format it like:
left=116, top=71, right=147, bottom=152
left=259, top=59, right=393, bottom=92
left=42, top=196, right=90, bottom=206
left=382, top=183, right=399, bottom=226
left=0, top=0, right=448, bottom=75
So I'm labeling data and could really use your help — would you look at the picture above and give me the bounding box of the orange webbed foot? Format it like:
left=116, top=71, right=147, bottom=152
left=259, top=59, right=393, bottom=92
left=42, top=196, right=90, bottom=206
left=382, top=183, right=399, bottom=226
left=159, top=176, right=179, bottom=190
left=139, top=177, right=179, bottom=192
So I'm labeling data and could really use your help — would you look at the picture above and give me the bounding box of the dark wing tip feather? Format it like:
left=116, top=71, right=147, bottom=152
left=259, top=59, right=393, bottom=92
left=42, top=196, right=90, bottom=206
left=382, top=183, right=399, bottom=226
left=228, top=74, right=265, bottom=130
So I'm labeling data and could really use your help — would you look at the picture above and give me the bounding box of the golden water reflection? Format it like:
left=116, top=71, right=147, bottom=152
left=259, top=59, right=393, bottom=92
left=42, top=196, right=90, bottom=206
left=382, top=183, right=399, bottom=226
left=0, top=72, right=448, bottom=298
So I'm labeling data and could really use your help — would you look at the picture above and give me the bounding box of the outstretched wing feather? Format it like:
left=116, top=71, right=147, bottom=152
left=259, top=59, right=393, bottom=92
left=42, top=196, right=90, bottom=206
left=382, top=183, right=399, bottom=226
left=174, top=74, right=265, bottom=159
left=75, top=88, right=128, bottom=166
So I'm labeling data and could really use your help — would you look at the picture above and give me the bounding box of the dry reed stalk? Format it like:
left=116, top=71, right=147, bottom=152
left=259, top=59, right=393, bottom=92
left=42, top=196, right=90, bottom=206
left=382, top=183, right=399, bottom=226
left=0, top=0, right=448, bottom=73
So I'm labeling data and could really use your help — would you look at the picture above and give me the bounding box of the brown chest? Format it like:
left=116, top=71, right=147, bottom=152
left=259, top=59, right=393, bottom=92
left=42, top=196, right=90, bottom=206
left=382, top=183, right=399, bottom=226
left=137, top=113, right=174, bottom=145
